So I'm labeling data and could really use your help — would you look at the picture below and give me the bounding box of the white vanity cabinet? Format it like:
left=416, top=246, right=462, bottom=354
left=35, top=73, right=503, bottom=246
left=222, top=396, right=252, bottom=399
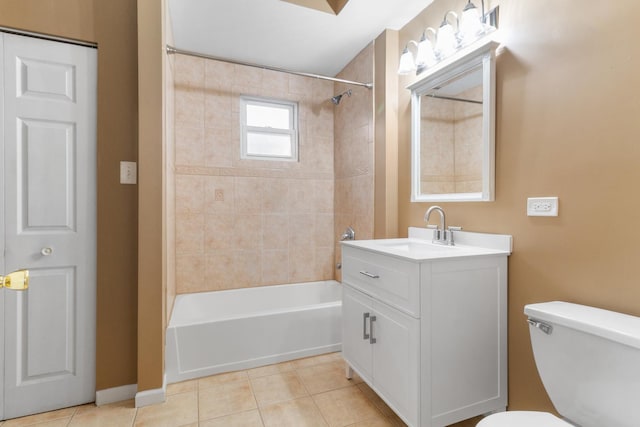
left=343, top=285, right=420, bottom=425
left=341, top=228, right=511, bottom=427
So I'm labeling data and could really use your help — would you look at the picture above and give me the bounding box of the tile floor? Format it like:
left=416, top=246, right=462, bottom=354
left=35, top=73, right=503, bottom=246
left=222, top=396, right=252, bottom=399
left=0, top=352, right=407, bottom=427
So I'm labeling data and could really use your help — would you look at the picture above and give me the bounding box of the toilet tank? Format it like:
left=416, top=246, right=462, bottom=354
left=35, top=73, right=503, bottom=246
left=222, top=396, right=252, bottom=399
left=525, top=301, right=640, bottom=427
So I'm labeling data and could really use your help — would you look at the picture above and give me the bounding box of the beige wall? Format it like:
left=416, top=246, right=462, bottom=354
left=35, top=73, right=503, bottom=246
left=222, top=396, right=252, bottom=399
left=0, top=0, right=94, bottom=42
left=334, top=43, right=375, bottom=280
left=373, top=30, right=400, bottom=239
left=398, top=0, right=640, bottom=422
left=0, top=0, right=140, bottom=392
left=173, top=55, right=335, bottom=293
left=137, top=0, right=166, bottom=392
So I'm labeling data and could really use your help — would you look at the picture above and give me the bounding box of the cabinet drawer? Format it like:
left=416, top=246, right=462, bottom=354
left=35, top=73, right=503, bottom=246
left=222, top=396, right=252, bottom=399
left=342, top=246, right=420, bottom=317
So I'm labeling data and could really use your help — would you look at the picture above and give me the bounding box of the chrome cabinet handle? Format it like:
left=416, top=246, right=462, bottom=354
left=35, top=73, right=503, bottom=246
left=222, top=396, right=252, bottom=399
left=363, top=312, right=370, bottom=340
left=369, top=315, right=377, bottom=344
left=359, top=271, right=379, bottom=279
left=41, top=247, right=53, bottom=256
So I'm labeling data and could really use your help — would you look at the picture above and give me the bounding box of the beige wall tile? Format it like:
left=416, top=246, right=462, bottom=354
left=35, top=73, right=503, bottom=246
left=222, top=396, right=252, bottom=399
left=233, top=215, right=263, bottom=250
left=204, top=252, right=234, bottom=290
left=204, top=214, right=234, bottom=251
left=176, top=254, right=205, bottom=294
left=204, top=176, right=235, bottom=213
left=262, top=179, right=290, bottom=214
left=233, top=250, right=262, bottom=288
left=175, top=55, right=205, bottom=88
left=174, top=56, right=339, bottom=293
left=176, top=213, right=204, bottom=254
left=175, top=126, right=205, bottom=166
left=176, top=175, right=204, bottom=214
left=204, top=128, right=233, bottom=168
left=205, top=60, right=234, bottom=90
left=204, top=91, right=232, bottom=129
left=175, top=87, right=205, bottom=128
left=235, top=177, right=263, bottom=214
left=288, top=245, right=316, bottom=283
left=288, top=179, right=316, bottom=214
left=261, top=250, right=289, bottom=285
left=263, top=215, right=289, bottom=250
left=315, top=214, right=334, bottom=248
left=233, top=65, right=263, bottom=90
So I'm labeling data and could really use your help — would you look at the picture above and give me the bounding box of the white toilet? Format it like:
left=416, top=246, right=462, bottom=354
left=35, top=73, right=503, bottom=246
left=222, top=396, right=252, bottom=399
left=478, top=301, right=640, bottom=427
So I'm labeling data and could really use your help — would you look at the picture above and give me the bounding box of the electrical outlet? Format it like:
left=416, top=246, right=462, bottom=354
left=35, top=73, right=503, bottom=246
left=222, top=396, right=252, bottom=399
left=120, top=161, right=137, bottom=185
left=214, top=189, right=224, bottom=201
left=527, top=197, right=558, bottom=217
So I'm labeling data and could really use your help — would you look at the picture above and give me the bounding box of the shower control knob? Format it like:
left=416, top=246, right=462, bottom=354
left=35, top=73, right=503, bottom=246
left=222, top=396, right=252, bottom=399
left=41, top=247, right=53, bottom=256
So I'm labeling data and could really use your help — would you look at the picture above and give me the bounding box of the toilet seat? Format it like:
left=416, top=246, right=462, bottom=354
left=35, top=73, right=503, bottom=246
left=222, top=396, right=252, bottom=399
left=477, top=411, right=574, bottom=427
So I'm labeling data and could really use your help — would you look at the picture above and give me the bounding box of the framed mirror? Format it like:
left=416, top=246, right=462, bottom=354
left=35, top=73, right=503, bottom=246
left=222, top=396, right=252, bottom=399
left=408, top=38, right=499, bottom=202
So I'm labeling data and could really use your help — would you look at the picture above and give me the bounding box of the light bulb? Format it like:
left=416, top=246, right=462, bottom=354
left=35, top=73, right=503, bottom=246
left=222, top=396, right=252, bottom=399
left=435, top=11, right=459, bottom=58
left=415, top=28, right=438, bottom=68
left=397, top=46, right=416, bottom=75
left=460, top=1, right=484, bottom=45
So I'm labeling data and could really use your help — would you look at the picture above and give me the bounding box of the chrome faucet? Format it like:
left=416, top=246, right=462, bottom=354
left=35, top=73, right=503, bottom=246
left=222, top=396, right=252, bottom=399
left=424, top=206, right=454, bottom=245
left=341, top=226, right=355, bottom=241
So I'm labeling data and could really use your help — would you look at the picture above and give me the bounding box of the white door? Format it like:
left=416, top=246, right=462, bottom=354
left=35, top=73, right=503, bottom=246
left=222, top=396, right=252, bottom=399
left=0, top=33, right=96, bottom=420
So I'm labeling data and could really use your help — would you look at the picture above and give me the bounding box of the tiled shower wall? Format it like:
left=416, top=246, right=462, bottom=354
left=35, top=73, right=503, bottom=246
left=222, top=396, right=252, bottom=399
left=420, top=86, right=482, bottom=194
left=173, top=55, right=335, bottom=293
left=333, top=44, right=375, bottom=280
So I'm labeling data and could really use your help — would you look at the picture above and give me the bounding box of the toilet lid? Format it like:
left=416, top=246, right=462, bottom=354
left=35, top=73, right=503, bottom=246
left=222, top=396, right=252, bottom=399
left=477, top=411, right=574, bottom=427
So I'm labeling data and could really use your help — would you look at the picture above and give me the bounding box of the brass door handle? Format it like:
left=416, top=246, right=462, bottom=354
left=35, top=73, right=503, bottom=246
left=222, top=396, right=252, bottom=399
left=0, top=269, right=29, bottom=290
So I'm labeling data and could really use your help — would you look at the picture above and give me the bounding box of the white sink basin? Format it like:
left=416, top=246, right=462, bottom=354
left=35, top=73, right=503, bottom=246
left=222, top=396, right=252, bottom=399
left=341, top=227, right=512, bottom=261
left=372, top=239, right=456, bottom=254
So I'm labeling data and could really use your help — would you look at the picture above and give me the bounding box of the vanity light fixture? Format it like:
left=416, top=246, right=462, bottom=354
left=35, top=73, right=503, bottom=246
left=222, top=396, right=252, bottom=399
left=398, top=1, right=498, bottom=76
left=398, top=41, right=419, bottom=75
left=435, top=11, right=460, bottom=59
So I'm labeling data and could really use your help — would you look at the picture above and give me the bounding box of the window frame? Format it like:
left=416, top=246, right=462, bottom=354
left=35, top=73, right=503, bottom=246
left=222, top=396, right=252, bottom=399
left=239, top=95, right=299, bottom=162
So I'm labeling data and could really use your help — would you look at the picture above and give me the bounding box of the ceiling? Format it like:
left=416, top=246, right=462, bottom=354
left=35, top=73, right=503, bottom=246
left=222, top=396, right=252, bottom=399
left=167, top=0, right=433, bottom=77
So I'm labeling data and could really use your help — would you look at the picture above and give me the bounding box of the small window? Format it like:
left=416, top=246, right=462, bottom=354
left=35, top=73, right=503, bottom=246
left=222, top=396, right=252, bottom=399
left=240, top=96, right=298, bottom=161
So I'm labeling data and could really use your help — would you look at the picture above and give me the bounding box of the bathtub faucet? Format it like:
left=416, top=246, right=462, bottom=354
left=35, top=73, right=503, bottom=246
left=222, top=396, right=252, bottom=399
left=341, top=226, right=355, bottom=241
left=424, top=206, right=454, bottom=246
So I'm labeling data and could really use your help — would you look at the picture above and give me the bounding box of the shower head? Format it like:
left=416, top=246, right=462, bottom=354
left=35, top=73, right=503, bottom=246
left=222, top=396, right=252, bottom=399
left=331, top=89, right=352, bottom=105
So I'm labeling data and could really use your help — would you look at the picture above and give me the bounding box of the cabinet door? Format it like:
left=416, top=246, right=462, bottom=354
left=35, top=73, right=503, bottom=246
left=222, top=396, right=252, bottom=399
left=342, top=286, right=373, bottom=380
left=371, top=300, right=420, bottom=427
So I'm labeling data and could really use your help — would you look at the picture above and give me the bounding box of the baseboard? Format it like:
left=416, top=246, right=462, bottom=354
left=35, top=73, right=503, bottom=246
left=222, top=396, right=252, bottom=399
left=134, top=375, right=167, bottom=408
left=95, top=384, right=137, bottom=406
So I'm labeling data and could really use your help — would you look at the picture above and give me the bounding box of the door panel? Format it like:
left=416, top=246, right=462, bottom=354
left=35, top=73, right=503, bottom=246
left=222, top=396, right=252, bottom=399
left=372, top=300, right=419, bottom=427
left=20, top=119, right=76, bottom=230
left=341, top=286, right=373, bottom=380
left=1, top=33, right=96, bottom=420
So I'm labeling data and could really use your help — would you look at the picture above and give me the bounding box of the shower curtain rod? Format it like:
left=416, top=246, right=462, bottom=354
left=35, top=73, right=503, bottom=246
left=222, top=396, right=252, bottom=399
left=426, top=93, right=483, bottom=105
left=166, top=45, right=373, bottom=89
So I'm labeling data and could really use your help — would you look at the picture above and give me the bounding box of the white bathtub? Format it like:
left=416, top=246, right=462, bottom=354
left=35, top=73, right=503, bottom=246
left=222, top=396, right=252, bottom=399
left=165, top=280, right=342, bottom=383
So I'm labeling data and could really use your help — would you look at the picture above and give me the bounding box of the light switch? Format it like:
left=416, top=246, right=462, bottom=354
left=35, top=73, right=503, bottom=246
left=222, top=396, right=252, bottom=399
left=120, top=161, right=137, bottom=185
